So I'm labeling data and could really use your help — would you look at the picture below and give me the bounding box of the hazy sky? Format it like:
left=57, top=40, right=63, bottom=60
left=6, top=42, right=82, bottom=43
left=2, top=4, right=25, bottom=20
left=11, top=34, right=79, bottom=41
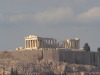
left=0, top=0, right=100, bottom=51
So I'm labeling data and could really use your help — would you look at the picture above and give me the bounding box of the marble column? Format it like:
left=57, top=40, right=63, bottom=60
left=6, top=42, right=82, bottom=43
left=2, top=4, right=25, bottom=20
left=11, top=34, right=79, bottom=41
left=44, top=39, right=46, bottom=48
left=27, top=40, right=28, bottom=48
left=49, top=39, right=50, bottom=48
left=33, top=40, right=34, bottom=47
left=45, top=39, right=46, bottom=48
left=25, top=40, right=26, bottom=48
left=30, top=40, right=31, bottom=48
left=42, top=41, right=44, bottom=48
left=41, top=40, right=43, bottom=48
left=47, top=39, right=48, bottom=48
left=26, top=40, right=28, bottom=48
left=33, top=40, right=34, bottom=48
left=50, top=40, right=52, bottom=48
left=39, top=40, right=41, bottom=48
left=75, top=42, right=76, bottom=49
left=36, top=40, right=37, bottom=47
left=37, top=40, right=39, bottom=48
left=35, top=40, right=36, bottom=47
left=31, top=40, right=32, bottom=48
left=27, top=40, right=29, bottom=48
left=37, top=40, right=38, bottom=47
left=32, top=40, right=34, bottom=48
left=51, top=40, right=53, bottom=48
left=32, top=40, right=33, bottom=48
left=77, top=42, right=79, bottom=49
left=41, top=40, right=44, bottom=48
left=28, top=40, right=30, bottom=48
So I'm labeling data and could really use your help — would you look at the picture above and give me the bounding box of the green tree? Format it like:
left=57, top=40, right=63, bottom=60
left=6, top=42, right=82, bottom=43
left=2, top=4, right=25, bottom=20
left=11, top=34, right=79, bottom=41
left=83, top=43, right=90, bottom=51
left=15, top=69, right=18, bottom=75
left=3, top=68, right=5, bottom=75
left=10, top=68, right=14, bottom=75
left=10, top=68, right=20, bottom=75
left=97, top=47, right=100, bottom=52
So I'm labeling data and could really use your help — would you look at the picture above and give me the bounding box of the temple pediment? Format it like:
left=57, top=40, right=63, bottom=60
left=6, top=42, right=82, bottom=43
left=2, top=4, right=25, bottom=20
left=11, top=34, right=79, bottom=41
left=25, top=35, right=38, bottom=39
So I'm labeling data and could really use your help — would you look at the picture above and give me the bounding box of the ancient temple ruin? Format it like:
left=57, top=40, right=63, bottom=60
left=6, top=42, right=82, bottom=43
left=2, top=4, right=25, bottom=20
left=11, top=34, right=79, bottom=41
left=16, top=35, right=80, bottom=50
left=63, top=38, right=80, bottom=49
left=25, top=35, right=57, bottom=50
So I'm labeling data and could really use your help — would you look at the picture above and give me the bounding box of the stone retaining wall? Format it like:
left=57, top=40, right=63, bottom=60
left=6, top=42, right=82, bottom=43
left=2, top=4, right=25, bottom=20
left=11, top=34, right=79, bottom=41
left=0, top=49, right=100, bottom=67
left=42, top=49, right=100, bottom=67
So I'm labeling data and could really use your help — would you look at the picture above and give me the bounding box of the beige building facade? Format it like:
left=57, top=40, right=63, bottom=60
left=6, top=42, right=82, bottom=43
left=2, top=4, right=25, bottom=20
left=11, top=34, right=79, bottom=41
left=25, top=35, right=57, bottom=50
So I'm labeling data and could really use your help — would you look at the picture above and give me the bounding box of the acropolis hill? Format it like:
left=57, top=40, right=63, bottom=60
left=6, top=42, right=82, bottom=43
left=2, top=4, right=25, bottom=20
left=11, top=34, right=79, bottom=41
left=0, top=35, right=100, bottom=75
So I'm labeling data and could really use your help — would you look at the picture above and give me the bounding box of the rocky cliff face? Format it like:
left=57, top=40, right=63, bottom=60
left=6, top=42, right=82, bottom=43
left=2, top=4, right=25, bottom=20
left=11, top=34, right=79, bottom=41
left=0, top=50, right=99, bottom=75
left=1, top=59, right=100, bottom=75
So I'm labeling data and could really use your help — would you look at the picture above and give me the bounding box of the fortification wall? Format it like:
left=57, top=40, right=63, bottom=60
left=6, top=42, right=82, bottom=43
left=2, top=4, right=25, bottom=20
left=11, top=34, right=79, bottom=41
left=43, top=50, right=59, bottom=61
left=0, top=49, right=100, bottom=67
left=51, top=50, right=100, bottom=67
left=42, top=49, right=100, bottom=67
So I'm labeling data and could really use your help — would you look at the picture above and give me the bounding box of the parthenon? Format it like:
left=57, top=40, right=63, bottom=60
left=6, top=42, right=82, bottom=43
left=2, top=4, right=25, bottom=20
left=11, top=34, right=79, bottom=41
left=23, top=35, right=80, bottom=50
left=25, top=35, right=57, bottom=50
